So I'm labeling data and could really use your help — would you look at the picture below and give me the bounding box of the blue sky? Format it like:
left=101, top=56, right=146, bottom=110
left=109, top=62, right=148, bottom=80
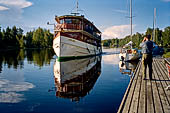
left=0, top=0, right=170, bottom=39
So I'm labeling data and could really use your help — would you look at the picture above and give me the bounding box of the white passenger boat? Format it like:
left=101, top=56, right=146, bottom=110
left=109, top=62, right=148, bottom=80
left=52, top=2, right=102, bottom=61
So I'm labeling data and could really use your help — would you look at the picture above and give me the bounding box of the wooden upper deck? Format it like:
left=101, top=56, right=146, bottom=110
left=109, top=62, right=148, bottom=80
left=55, top=15, right=101, bottom=40
left=56, top=15, right=101, bottom=33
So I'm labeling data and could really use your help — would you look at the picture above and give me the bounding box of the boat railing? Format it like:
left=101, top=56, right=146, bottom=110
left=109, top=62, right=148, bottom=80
left=55, top=24, right=82, bottom=31
left=55, top=23, right=101, bottom=39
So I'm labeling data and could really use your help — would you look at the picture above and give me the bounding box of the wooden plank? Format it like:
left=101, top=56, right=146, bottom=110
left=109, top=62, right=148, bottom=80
left=137, top=74, right=146, bottom=113
left=122, top=62, right=141, bottom=113
left=153, top=59, right=169, bottom=113
left=158, top=60, right=170, bottom=80
left=128, top=63, right=142, bottom=113
left=154, top=59, right=170, bottom=111
left=117, top=61, right=141, bottom=113
left=157, top=60, right=170, bottom=86
left=151, top=60, right=164, bottom=113
left=155, top=60, right=170, bottom=90
left=146, top=78, right=155, bottom=113
left=165, top=58, right=170, bottom=65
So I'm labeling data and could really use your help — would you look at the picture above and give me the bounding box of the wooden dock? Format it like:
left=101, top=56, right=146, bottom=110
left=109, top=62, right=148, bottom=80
left=165, top=58, right=170, bottom=65
left=117, top=58, right=170, bottom=113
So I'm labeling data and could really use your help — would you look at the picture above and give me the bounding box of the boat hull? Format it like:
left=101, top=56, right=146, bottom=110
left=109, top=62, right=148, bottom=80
left=119, top=52, right=140, bottom=61
left=53, top=35, right=102, bottom=61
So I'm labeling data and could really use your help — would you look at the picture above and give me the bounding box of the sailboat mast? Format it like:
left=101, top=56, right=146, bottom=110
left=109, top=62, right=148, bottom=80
left=153, top=8, right=156, bottom=42
left=130, top=0, right=133, bottom=49
left=130, top=0, right=132, bottom=37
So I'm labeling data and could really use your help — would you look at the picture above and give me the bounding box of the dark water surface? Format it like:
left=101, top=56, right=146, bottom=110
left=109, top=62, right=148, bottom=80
left=0, top=48, right=137, bottom=113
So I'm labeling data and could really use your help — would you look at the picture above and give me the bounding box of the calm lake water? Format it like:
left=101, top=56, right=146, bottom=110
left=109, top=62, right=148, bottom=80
left=0, top=48, right=138, bottom=113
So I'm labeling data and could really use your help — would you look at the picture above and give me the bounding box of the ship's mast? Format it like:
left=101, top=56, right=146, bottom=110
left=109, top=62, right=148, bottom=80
left=76, top=0, right=79, bottom=14
left=71, top=0, right=80, bottom=16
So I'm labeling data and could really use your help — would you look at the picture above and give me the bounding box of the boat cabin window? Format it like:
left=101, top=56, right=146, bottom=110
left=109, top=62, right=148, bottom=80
left=72, top=19, right=80, bottom=24
left=64, top=19, right=72, bottom=24
left=64, top=18, right=81, bottom=24
left=60, top=19, right=64, bottom=24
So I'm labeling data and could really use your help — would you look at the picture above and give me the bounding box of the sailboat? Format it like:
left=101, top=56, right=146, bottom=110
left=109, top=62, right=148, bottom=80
left=119, top=0, right=141, bottom=61
left=152, top=8, right=164, bottom=56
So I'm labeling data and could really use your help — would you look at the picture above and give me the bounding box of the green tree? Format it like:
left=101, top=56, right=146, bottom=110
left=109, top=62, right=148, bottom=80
left=11, top=26, right=19, bottom=46
left=154, top=28, right=162, bottom=45
left=32, top=27, right=44, bottom=47
left=3, top=27, right=12, bottom=47
left=132, top=32, right=143, bottom=48
left=145, top=28, right=153, bottom=40
left=44, top=30, right=53, bottom=47
left=0, top=26, right=2, bottom=44
left=162, top=26, right=170, bottom=47
left=25, top=31, right=33, bottom=48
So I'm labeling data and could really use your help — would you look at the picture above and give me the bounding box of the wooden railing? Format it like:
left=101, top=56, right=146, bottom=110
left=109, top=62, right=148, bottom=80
left=55, top=23, right=101, bottom=40
left=55, top=24, right=82, bottom=30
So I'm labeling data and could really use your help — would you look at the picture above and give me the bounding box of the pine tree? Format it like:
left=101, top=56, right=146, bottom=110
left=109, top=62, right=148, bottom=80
left=0, top=26, right=3, bottom=47
left=25, top=31, right=33, bottom=48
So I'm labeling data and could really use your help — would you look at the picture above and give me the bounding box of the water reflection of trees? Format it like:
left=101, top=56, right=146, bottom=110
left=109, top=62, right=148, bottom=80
left=26, top=49, right=54, bottom=67
left=0, top=49, right=55, bottom=72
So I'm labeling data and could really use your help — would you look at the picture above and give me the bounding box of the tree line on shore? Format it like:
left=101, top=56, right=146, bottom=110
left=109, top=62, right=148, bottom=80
left=0, top=26, right=53, bottom=49
left=102, top=26, right=170, bottom=48
left=1, top=25, right=170, bottom=50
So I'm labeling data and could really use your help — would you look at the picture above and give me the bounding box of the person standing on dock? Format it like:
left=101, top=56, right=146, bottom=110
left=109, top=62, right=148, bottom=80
left=140, top=34, right=153, bottom=80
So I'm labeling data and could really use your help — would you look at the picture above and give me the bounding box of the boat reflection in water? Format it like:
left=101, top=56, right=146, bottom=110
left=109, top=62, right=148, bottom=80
left=53, top=56, right=102, bottom=101
left=119, top=61, right=138, bottom=76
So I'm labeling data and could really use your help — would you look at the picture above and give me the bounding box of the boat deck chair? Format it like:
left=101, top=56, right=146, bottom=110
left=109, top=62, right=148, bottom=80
left=166, top=63, right=170, bottom=90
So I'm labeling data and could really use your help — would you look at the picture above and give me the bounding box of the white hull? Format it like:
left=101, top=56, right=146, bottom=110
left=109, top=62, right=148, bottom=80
left=119, top=52, right=140, bottom=61
left=53, top=56, right=101, bottom=84
left=53, top=36, right=102, bottom=59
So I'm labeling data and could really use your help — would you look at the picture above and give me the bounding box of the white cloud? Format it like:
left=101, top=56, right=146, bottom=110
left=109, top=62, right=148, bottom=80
left=0, top=5, right=9, bottom=11
left=102, top=24, right=135, bottom=39
left=0, top=0, right=33, bottom=26
left=0, top=0, right=32, bottom=9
